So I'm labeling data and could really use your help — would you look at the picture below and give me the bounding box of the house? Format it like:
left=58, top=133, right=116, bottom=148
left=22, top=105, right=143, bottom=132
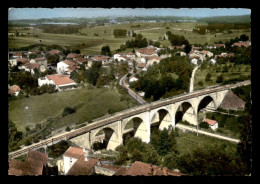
left=8, top=85, right=21, bottom=96
left=8, top=149, right=50, bottom=176
left=145, top=56, right=162, bottom=66
left=213, top=44, right=225, bottom=48
left=16, top=58, right=30, bottom=69
left=209, top=59, right=217, bottom=64
left=129, top=76, right=138, bottom=83
left=67, top=53, right=83, bottom=60
left=169, top=45, right=185, bottom=50
left=63, top=146, right=98, bottom=175
left=28, top=50, right=42, bottom=55
left=30, top=57, right=48, bottom=67
left=136, top=47, right=158, bottom=58
left=92, top=55, right=110, bottom=65
left=38, top=74, right=76, bottom=91
left=191, top=58, right=198, bottom=65
left=113, top=53, right=130, bottom=62
left=232, top=41, right=251, bottom=48
left=57, top=60, right=79, bottom=75
left=113, top=161, right=185, bottom=176
left=174, top=51, right=187, bottom=57
left=48, top=49, right=61, bottom=55
left=24, top=63, right=41, bottom=75
left=137, top=62, right=147, bottom=71
left=125, top=52, right=136, bottom=59
left=218, top=90, right=246, bottom=110
left=13, top=52, right=26, bottom=58
left=200, top=50, right=214, bottom=58
left=203, top=118, right=218, bottom=131
left=192, top=46, right=202, bottom=51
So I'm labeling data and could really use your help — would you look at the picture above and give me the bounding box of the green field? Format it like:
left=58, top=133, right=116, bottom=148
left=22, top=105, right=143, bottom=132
left=194, top=64, right=251, bottom=90
left=175, top=130, right=237, bottom=156
left=9, top=87, right=138, bottom=132
left=8, top=22, right=250, bottom=55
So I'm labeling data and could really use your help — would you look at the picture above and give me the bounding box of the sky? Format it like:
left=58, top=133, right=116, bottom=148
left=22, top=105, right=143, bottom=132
left=8, top=8, right=251, bottom=20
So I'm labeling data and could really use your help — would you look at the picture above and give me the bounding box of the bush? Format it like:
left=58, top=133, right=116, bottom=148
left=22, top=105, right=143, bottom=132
left=199, top=121, right=209, bottom=129
left=216, top=75, right=224, bottom=83
left=198, top=81, right=204, bottom=86
left=62, top=107, right=76, bottom=117
left=65, top=126, right=71, bottom=131
left=24, top=138, right=32, bottom=146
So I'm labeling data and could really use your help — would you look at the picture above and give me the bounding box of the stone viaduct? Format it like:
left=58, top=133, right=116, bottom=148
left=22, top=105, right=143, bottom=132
left=8, top=80, right=250, bottom=159
left=70, top=81, right=250, bottom=151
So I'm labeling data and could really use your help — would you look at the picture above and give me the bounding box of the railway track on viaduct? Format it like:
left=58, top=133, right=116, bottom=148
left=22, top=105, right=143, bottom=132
left=8, top=80, right=250, bottom=158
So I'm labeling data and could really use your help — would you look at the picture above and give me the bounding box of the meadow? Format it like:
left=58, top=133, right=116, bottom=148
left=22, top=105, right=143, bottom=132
left=194, top=64, right=251, bottom=90
left=8, top=87, right=138, bottom=133
left=8, top=22, right=250, bottom=55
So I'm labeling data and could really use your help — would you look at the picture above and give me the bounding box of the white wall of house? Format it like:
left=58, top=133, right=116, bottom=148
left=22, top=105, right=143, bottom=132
left=9, top=58, right=17, bottom=67
left=191, top=58, right=198, bottom=65
left=210, top=59, right=217, bottom=64
left=57, top=61, right=69, bottom=74
left=147, top=59, right=160, bottom=66
left=63, top=156, right=78, bottom=175
left=38, top=77, right=56, bottom=87
left=129, top=77, right=138, bottom=83
left=210, top=123, right=218, bottom=131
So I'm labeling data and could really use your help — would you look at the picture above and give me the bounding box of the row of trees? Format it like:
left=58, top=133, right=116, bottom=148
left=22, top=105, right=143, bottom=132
left=125, top=34, right=148, bottom=48
left=113, top=29, right=127, bottom=38
left=193, top=23, right=250, bottom=35
left=40, top=25, right=81, bottom=34
left=165, top=31, right=191, bottom=53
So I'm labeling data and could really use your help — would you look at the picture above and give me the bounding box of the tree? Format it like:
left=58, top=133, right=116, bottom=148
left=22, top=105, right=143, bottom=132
left=216, top=75, right=224, bottom=83
left=239, top=34, right=249, bottom=42
left=184, top=44, right=192, bottom=54
left=100, top=45, right=112, bottom=56
left=46, top=53, right=60, bottom=65
left=199, top=122, right=209, bottom=129
left=85, top=61, right=102, bottom=86
left=113, top=29, right=127, bottom=38
left=205, top=73, right=212, bottom=82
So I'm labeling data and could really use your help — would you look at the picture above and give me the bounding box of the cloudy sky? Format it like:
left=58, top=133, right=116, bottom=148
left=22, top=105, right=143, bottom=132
left=8, top=8, right=251, bottom=20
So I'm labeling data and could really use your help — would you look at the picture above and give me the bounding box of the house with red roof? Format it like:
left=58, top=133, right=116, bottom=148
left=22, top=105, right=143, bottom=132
left=48, top=49, right=61, bottom=55
left=232, top=41, right=251, bottom=48
left=203, top=117, right=218, bottom=130
left=8, top=149, right=52, bottom=176
left=213, top=44, right=226, bottom=48
left=113, top=161, right=186, bottom=176
left=38, top=74, right=76, bottom=91
left=136, top=47, right=158, bottom=58
left=57, top=60, right=79, bottom=75
left=145, top=56, right=162, bottom=66
left=63, top=146, right=97, bottom=175
left=8, top=85, right=21, bottom=96
left=30, top=57, right=47, bottom=67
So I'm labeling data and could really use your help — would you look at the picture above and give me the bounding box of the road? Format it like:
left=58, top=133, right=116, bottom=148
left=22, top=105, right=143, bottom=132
left=189, top=65, right=199, bottom=92
left=119, top=74, right=147, bottom=105
left=175, top=124, right=240, bottom=143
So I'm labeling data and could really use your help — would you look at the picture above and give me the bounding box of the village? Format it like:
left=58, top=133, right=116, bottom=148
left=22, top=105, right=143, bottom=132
left=8, top=8, right=252, bottom=176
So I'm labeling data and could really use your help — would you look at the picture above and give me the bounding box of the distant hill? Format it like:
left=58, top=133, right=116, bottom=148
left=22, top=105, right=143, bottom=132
left=197, top=15, right=251, bottom=24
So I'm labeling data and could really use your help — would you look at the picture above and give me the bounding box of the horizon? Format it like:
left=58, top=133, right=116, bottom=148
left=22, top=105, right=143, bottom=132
left=8, top=8, right=251, bottom=21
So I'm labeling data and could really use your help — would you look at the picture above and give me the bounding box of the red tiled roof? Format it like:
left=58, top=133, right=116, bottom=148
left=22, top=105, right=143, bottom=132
left=46, top=74, right=76, bottom=86
left=232, top=42, right=250, bottom=47
left=124, top=161, right=185, bottom=176
left=48, top=50, right=61, bottom=55
left=145, top=56, right=162, bottom=61
left=14, top=52, right=25, bottom=57
left=92, top=55, right=110, bottom=61
left=34, top=57, right=46, bottom=62
left=64, top=146, right=84, bottom=159
left=66, top=156, right=99, bottom=175
left=200, top=50, right=208, bottom=54
left=113, top=167, right=128, bottom=176
left=137, top=63, right=146, bottom=68
left=192, top=47, right=201, bottom=50
left=137, top=47, right=156, bottom=55
left=203, top=118, right=217, bottom=126
left=26, top=63, right=40, bottom=70
left=75, top=58, right=88, bottom=64
left=213, top=44, right=225, bottom=47
left=8, top=149, right=48, bottom=176
left=67, top=53, right=82, bottom=59
left=63, top=60, right=78, bottom=66
left=9, top=85, right=20, bottom=92
left=170, top=45, right=185, bottom=50
left=17, top=58, right=29, bottom=64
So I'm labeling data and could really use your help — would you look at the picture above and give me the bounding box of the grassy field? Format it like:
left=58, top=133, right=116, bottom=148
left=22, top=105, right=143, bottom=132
left=194, top=64, right=251, bottom=90
left=9, top=87, right=138, bottom=132
left=175, top=130, right=238, bottom=156
left=8, top=22, right=250, bottom=55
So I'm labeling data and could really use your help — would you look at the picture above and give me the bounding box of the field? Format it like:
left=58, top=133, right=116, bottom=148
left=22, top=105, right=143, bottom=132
left=8, top=22, right=250, bottom=55
left=9, top=87, right=138, bottom=132
left=175, top=130, right=237, bottom=156
left=194, top=64, right=251, bottom=90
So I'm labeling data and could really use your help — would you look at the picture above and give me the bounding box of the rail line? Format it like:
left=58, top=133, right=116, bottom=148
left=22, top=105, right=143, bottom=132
left=8, top=80, right=250, bottom=158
